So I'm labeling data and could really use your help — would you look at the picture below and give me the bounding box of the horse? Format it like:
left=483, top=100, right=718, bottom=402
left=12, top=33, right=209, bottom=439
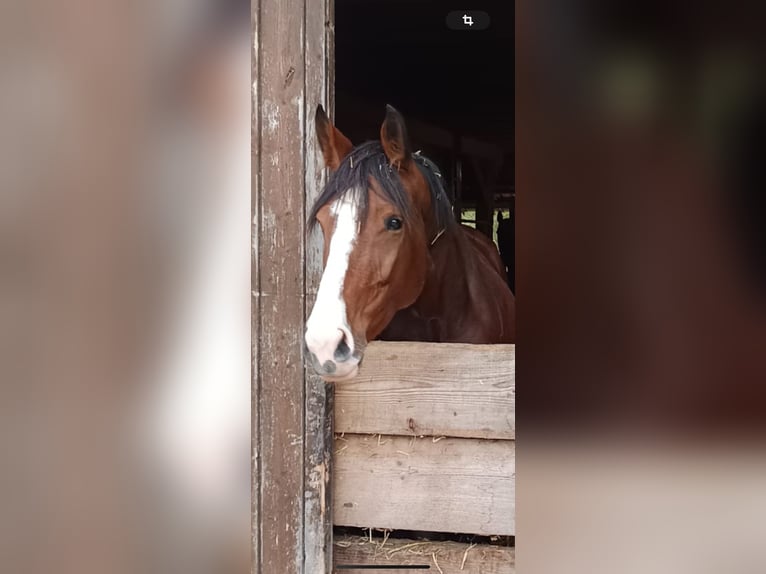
left=305, top=104, right=515, bottom=381
left=496, top=204, right=515, bottom=293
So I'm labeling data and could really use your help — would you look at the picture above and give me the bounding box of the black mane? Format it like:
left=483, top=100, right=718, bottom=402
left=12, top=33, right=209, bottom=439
left=308, top=141, right=456, bottom=234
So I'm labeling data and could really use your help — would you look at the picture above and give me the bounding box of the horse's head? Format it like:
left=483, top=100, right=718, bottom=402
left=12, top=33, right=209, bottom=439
left=305, top=105, right=445, bottom=381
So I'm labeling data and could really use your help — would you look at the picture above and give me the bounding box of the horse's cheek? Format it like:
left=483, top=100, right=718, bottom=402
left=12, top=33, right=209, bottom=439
left=397, top=242, right=428, bottom=309
left=414, top=249, right=429, bottom=294
left=377, top=246, right=398, bottom=282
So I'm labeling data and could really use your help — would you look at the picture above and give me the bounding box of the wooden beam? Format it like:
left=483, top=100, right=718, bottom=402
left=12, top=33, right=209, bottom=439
left=472, top=157, right=504, bottom=204
left=334, top=435, right=515, bottom=536
left=452, top=136, right=462, bottom=218
left=335, top=342, right=515, bottom=440
left=255, top=0, right=333, bottom=571
left=461, top=136, right=504, bottom=164
left=251, top=2, right=261, bottom=569
left=334, top=535, right=515, bottom=573
left=472, top=156, right=504, bottom=237
left=303, top=0, right=334, bottom=572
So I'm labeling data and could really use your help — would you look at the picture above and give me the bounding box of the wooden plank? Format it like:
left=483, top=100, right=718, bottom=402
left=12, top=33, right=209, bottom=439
left=303, top=0, right=334, bottom=572
left=333, top=435, right=515, bottom=536
left=304, top=382, right=334, bottom=573
left=336, top=342, right=515, bottom=440
left=251, top=1, right=261, bottom=568
left=254, top=0, right=307, bottom=572
left=334, top=535, right=515, bottom=573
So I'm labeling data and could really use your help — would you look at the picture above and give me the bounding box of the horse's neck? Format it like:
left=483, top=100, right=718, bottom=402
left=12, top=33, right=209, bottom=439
left=419, top=228, right=473, bottom=313
left=381, top=229, right=472, bottom=341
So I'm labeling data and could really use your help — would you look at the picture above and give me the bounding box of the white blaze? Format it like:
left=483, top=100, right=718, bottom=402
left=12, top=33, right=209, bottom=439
left=305, top=193, right=359, bottom=362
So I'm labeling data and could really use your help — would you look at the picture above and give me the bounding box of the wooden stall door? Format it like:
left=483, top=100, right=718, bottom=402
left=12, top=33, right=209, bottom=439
left=252, top=1, right=334, bottom=573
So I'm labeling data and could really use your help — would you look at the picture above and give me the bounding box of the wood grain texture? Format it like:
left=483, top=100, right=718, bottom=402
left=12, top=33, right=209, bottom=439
left=334, top=535, right=515, bottom=573
left=304, top=382, right=334, bottom=573
left=251, top=1, right=260, bottom=568
left=336, top=342, right=515, bottom=440
left=254, top=0, right=335, bottom=571
left=254, top=0, right=307, bottom=572
left=333, top=435, right=515, bottom=536
left=303, top=0, right=334, bottom=572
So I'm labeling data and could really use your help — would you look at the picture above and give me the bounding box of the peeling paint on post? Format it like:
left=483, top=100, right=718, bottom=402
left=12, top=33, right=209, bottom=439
left=253, top=0, right=334, bottom=572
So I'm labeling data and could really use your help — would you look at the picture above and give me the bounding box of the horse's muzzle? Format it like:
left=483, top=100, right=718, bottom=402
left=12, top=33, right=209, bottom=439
left=304, top=342, right=362, bottom=381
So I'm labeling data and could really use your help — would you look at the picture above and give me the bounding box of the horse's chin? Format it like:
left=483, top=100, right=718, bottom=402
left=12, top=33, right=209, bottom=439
left=320, top=364, right=359, bottom=383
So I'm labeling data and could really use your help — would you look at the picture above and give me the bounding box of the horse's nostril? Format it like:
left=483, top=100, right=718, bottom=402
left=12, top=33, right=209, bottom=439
left=321, top=360, right=336, bottom=374
left=334, top=336, right=352, bottom=362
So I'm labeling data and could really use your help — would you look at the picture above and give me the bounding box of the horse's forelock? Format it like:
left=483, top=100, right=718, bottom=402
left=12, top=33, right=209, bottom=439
left=308, top=142, right=454, bottom=235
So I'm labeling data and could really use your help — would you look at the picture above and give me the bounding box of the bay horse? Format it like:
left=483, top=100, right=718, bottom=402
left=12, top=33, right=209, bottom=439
left=305, top=104, right=515, bottom=381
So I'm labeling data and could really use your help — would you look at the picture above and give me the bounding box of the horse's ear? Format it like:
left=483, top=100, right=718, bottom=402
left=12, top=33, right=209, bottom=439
left=380, top=104, right=412, bottom=170
left=315, top=104, right=353, bottom=170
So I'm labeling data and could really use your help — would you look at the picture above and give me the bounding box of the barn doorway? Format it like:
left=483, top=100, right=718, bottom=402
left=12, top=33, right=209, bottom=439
left=252, top=2, right=514, bottom=572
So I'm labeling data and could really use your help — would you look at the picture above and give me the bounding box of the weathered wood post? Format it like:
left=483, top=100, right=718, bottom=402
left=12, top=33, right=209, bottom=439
left=253, top=0, right=334, bottom=572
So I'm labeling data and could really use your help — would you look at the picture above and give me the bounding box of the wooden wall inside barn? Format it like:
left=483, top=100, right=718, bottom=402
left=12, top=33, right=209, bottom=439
left=333, top=342, right=516, bottom=573
left=252, top=1, right=334, bottom=573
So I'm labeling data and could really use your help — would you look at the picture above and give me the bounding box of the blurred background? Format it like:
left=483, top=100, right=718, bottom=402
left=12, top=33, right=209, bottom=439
left=1, top=0, right=249, bottom=572
left=517, top=1, right=766, bottom=573
left=518, top=0, right=766, bottom=431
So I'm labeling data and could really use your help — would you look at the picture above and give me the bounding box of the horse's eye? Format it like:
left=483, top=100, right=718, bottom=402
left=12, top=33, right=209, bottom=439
left=385, top=216, right=402, bottom=231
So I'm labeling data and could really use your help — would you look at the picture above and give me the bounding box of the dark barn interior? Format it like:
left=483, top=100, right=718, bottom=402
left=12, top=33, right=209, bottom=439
left=335, top=0, right=514, bottom=288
